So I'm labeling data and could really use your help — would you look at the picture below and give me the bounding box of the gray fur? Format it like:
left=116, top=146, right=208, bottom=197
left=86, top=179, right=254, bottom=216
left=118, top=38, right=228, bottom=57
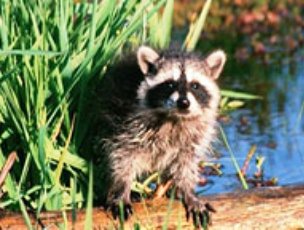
left=93, top=46, right=226, bottom=220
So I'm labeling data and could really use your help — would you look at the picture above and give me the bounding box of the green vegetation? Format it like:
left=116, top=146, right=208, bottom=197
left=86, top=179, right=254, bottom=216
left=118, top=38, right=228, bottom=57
left=0, top=0, right=168, bottom=217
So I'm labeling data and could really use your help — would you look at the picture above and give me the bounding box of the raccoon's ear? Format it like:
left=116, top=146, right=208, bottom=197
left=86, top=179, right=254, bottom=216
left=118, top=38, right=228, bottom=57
left=137, top=46, right=159, bottom=75
left=205, top=50, right=226, bottom=80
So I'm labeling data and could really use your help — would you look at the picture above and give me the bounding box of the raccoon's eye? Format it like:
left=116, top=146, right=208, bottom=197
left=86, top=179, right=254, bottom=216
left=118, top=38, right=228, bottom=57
left=191, top=82, right=200, bottom=90
left=166, top=80, right=176, bottom=89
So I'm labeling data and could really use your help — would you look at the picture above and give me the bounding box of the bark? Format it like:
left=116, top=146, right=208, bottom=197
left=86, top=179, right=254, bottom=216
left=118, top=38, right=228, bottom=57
left=1, top=185, right=304, bottom=230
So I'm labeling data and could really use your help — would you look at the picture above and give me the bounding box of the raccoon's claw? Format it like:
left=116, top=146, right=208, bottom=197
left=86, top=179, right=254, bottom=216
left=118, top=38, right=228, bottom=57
left=205, top=202, right=216, bottom=213
left=184, top=199, right=216, bottom=229
left=110, top=202, right=133, bottom=221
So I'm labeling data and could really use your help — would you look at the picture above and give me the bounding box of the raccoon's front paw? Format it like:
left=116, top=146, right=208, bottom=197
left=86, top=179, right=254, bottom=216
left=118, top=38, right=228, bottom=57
left=110, top=201, right=133, bottom=220
left=183, top=195, right=216, bottom=229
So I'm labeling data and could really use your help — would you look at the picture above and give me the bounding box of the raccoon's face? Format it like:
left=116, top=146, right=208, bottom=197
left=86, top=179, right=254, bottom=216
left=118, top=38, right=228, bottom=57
left=137, top=46, right=226, bottom=118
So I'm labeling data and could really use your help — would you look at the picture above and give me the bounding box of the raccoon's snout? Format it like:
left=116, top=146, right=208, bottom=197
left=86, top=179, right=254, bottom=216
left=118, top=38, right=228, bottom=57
left=177, top=97, right=190, bottom=110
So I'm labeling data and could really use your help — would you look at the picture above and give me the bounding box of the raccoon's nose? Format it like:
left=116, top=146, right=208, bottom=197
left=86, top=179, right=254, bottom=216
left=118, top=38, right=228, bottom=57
left=177, top=97, right=190, bottom=109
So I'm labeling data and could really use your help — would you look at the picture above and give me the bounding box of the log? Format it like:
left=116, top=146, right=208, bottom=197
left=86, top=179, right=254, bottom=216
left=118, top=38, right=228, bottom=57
left=1, top=185, right=304, bottom=229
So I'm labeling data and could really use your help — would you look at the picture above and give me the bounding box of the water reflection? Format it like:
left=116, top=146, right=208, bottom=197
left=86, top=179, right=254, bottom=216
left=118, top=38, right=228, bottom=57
left=202, top=51, right=304, bottom=194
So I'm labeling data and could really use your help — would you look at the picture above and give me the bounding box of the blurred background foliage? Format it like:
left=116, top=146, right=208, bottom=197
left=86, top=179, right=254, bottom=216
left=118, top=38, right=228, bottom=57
left=174, top=0, right=304, bottom=62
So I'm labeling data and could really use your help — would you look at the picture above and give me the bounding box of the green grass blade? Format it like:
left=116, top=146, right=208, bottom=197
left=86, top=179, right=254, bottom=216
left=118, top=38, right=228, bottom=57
left=219, top=126, right=248, bottom=190
left=84, top=162, right=93, bottom=230
left=59, top=0, right=69, bottom=52
left=55, top=117, right=75, bottom=184
left=183, top=0, right=212, bottom=51
left=48, top=148, right=88, bottom=174
left=0, top=16, right=8, bottom=49
left=38, top=126, right=48, bottom=180
left=71, top=176, right=77, bottom=228
left=87, top=0, right=98, bottom=55
left=159, top=0, right=174, bottom=48
left=18, top=197, right=34, bottom=230
left=0, top=49, right=63, bottom=56
left=221, top=90, right=262, bottom=100
left=18, top=153, right=32, bottom=190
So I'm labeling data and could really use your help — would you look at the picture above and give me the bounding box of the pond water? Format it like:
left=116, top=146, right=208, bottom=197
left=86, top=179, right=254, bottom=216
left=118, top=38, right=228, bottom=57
left=200, top=49, right=304, bottom=195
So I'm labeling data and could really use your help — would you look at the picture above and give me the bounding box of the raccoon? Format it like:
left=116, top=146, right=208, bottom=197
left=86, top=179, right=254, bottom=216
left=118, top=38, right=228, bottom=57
left=92, top=46, right=226, bottom=226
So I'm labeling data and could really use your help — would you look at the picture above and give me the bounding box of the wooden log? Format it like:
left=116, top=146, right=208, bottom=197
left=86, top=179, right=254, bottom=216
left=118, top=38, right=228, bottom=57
left=1, top=185, right=304, bottom=229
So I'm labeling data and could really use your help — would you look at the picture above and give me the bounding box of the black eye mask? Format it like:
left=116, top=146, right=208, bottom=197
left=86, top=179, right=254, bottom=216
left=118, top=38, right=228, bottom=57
left=146, top=80, right=177, bottom=108
left=190, top=82, right=211, bottom=107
